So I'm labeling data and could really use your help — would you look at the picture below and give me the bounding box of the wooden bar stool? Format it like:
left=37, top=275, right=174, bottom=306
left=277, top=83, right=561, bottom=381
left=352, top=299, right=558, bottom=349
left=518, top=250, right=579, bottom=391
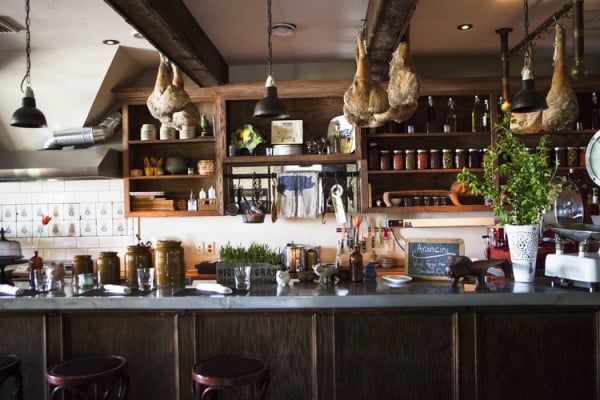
left=0, top=354, right=23, bottom=400
left=46, top=355, right=128, bottom=400
left=191, top=355, right=270, bottom=400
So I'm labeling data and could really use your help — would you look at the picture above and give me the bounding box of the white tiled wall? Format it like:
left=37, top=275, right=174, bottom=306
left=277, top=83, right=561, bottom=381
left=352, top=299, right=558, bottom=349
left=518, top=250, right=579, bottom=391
left=0, top=179, right=136, bottom=262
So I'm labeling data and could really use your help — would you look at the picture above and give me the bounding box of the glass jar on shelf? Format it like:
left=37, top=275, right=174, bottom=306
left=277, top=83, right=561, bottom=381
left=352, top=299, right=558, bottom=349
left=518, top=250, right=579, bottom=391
left=430, top=149, right=440, bottom=169
left=379, top=150, right=391, bottom=170
left=442, top=149, right=453, bottom=169
left=567, top=147, right=578, bottom=167
left=368, top=143, right=379, bottom=170
left=392, top=150, right=404, bottom=170
left=417, top=149, right=428, bottom=170
left=579, top=146, right=587, bottom=167
left=468, top=148, right=480, bottom=168
left=554, top=147, right=566, bottom=167
left=455, top=149, right=466, bottom=169
left=405, top=149, right=416, bottom=170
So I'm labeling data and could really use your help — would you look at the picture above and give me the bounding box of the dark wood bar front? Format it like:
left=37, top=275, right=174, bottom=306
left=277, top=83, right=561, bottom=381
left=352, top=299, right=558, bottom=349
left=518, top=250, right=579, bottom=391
left=1, top=282, right=598, bottom=400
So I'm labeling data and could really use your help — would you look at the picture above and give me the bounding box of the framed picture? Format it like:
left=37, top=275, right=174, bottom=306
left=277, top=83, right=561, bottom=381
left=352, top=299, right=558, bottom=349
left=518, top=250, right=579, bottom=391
left=271, top=120, right=303, bottom=144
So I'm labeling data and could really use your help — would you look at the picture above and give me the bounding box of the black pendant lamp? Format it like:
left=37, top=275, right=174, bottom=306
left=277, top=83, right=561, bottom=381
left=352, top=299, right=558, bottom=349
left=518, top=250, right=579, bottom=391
left=11, top=0, right=47, bottom=128
left=254, top=0, right=289, bottom=119
left=511, top=0, right=547, bottom=114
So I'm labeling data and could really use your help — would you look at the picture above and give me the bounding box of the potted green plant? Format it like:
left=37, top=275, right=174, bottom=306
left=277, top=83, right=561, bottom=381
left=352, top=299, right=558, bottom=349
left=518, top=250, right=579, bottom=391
left=217, top=242, right=282, bottom=284
left=457, top=115, right=562, bottom=282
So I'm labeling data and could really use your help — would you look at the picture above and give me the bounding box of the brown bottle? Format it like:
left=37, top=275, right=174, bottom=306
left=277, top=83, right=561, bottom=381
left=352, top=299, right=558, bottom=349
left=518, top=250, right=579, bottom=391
left=28, top=251, right=43, bottom=288
left=349, top=247, right=363, bottom=283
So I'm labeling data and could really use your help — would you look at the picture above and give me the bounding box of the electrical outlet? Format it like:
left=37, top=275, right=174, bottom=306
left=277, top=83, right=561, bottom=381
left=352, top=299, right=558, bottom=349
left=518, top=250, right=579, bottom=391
left=197, top=243, right=203, bottom=253
left=387, top=219, right=404, bottom=227
left=205, top=241, right=215, bottom=255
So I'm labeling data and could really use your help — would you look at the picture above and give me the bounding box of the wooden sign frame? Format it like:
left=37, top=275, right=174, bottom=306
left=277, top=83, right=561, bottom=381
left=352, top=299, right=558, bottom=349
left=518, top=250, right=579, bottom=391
left=404, top=238, right=465, bottom=280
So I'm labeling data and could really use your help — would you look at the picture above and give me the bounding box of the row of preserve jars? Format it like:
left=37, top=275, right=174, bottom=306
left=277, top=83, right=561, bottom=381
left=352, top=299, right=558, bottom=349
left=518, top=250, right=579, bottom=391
left=71, top=240, right=185, bottom=291
left=374, top=148, right=485, bottom=170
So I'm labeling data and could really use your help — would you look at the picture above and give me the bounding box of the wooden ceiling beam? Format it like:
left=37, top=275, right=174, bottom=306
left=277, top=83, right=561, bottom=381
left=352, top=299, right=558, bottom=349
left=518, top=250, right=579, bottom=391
left=365, top=0, right=418, bottom=81
left=104, top=0, right=228, bottom=86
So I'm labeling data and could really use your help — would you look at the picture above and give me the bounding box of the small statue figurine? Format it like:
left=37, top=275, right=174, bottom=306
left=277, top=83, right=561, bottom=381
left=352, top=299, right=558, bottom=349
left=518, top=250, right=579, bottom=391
left=445, top=255, right=509, bottom=290
left=276, top=269, right=291, bottom=286
left=200, top=114, right=211, bottom=137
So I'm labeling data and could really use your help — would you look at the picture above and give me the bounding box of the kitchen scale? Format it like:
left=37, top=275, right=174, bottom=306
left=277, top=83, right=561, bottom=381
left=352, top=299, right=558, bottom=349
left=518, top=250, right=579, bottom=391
left=545, top=130, right=600, bottom=292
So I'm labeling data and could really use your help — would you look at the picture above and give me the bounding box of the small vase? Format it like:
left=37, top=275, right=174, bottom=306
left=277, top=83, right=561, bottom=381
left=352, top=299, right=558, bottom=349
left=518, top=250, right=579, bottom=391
left=505, top=224, right=540, bottom=283
left=29, top=250, right=43, bottom=288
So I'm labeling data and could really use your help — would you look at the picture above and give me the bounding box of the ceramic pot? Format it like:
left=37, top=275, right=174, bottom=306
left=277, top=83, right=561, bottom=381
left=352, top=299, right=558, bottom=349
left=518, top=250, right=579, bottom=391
left=165, top=151, right=187, bottom=175
left=504, top=224, right=540, bottom=283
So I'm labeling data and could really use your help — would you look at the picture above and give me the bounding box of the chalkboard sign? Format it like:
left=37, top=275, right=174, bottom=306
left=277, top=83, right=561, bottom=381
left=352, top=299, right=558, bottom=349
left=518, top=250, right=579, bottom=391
left=405, top=238, right=464, bottom=280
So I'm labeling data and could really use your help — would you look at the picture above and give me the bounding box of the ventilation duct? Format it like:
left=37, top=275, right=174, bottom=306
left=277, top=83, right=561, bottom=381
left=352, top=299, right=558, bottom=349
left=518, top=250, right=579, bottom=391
left=42, top=111, right=121, bottom=150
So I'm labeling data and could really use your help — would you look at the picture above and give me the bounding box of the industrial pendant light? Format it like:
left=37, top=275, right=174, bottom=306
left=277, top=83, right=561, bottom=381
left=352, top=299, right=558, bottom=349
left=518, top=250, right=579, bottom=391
left=254, top=0, right=289, bottom=119
left=11, top=0, right=47, bottom=128
left=511, top=0, right=547, bottom=114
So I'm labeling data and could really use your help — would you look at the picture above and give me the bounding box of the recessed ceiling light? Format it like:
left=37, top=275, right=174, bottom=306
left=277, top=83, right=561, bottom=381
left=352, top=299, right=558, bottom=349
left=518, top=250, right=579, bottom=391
left=131, top=31, right=144, bottom=39
left=272, top=23, right=296, bottom=37
left=102, top=39, right=120, bottom=45
left=457, top=24, right=473, bottom=31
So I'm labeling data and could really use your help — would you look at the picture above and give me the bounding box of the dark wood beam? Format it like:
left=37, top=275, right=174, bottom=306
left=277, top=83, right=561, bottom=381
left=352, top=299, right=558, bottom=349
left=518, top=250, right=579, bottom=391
left=365, top=0, right=418, bottom=81
left=104, top=0, right=228, bottom=86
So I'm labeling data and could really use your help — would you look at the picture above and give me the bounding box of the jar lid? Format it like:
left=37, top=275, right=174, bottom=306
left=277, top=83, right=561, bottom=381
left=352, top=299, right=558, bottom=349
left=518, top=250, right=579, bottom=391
left=554, top=146, right=565, bottom=150
left=580, top=146, right=587, bottom=149
left=73, top=254, right=91, bottom=259
left=157, top=240, right=181, bottom=247
left=468, top=148, right=479, bottom=151
left=417, top=149, right=427, bottom=153
left=442, top=149, right=452, bottom=152
left=404, top=149, right=414, bottom=153
left=369, top=143, right=377, bottom=147
left=99, top=251, right=118, bottom=257
left=380, top=150, right=390, bottom=154
left=429, top=148, right=439, bottom=152
left=455, top=148, right=465, bottom=152
left=567, top=146, right=577, bottom=150
left=393, top=150, right=402, bottom=154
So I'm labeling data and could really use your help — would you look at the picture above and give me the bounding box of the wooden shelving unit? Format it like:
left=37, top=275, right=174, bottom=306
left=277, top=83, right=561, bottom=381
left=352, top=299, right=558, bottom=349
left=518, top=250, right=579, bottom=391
left=128, top=137, right=216, bottom=145
left=223, top=154, right=358, bottom=165
left=363, top=205, right=490, bottom=213
left=128, top=174, right=215, bottom=181
left=368, top=168, right=482, bottom=175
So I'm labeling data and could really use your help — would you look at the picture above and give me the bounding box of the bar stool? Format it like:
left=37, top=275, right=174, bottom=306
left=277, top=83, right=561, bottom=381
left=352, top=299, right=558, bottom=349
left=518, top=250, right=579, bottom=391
left=46, top=355, right=128, bottom=400
left=0, top=354, right=23, bottom=400
left=191, top=355, right=270, bottom=400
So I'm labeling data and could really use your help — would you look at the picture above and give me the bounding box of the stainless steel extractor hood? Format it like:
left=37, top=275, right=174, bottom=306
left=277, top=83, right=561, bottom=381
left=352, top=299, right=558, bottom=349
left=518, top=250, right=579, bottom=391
left=0, top=146, right=122, bottom=181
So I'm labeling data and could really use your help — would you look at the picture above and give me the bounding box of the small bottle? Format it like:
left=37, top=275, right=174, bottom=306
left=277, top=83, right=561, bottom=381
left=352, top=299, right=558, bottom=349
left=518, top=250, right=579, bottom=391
left=472, top=95, right=483, bottom=133
left=445, top=98, right=457, bottom=133
left=187, top=190, right=197, bottom=211
left=482, top=99, right=490, bottom=132
left=199, top=188, right=207, bottom=200
left=592, top=93, right=599, bottom=130
left=426, top=96, right=436, bottom=133
left=368, top=143, right=379, bottom=170
left=331, top=123, right=341, bottom=154
left=497, top=96, right=505, bottom=122
left=590, top=188, right=599, bottom=218
left=208, top=186, right=216, bottom=200
left=349, top=246, right=363, bottom=283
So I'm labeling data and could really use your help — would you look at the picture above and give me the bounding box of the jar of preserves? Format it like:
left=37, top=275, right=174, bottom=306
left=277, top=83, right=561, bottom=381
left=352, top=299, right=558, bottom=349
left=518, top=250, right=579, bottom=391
left=468, top=148, right=480, bottom=168
left=368, top=143, right=379, bottom=170
left=455, top=149, right=466, bottom=169
left=97, top=252, right=120, bottom=285
left=417, top=149, right=428, bottom=170
left=442, top=149, right=453, bottom=169
left=567, top=147, right=578, bottom=167
left=430, top=149, right=440, bottom=169
left=554, top=147, right=566, bottom=167
left=155, top=240, right=185, bottom=291
left=72, top=255, right=93, bottom=286
left=380, top=150, right=392, bottom=170
left=405, top=149, right=416, bottom=170
left=124, top=244, right=153, bottom=288
left=579, top=146, right=587, bottom=167
left=392, top=150, right=404, bottom=170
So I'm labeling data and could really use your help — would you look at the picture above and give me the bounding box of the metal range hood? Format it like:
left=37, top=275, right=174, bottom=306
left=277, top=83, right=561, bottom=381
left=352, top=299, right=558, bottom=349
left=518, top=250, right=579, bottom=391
left=0, top=146, right=122, bottom=181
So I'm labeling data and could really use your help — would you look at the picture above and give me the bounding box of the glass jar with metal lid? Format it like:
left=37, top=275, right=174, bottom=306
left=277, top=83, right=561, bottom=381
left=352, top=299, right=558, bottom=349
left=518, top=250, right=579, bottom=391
left=567, top=147, right=578, bottom=167
left=455, top=149, right=466, bottom=169
left=155, top=240, right=185, bottom=291
left=392, top=150, right=404, bottom=170
left=97, top=251, right=120, bottom=285
left=429, top=149, right=440, bottom=169
left=125, top=244, right=153, bottom=288
left=379, top=150, right=391, bottom=170
left=579, top=146, right=587, bottom=167
left=442, top=149, right=453, bottom=169
left=417, top=149, right=428, bottom=170
left=554, top=147, right=566, bottom=167
left=72, top=255, right=93, bottom=286
left=468, top=148, right=480, bottom=168
left=405, top=149, right=416, bottom=170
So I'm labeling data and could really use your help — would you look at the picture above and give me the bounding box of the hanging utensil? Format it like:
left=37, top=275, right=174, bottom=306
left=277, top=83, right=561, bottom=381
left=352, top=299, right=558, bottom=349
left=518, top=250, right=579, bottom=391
left=225, top=182, right=240, bottom=216
left=331, top=184, right=346, bottom=225
left=271, top=177, right=278, bottom=223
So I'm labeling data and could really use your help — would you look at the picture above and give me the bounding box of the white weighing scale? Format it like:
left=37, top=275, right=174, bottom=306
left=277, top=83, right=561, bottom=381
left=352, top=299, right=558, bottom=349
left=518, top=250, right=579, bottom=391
left=545, top=130, right=600, bottom=292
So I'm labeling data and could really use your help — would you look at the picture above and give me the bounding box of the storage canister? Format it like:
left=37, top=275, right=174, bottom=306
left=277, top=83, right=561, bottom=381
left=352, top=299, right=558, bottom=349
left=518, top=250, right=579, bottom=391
left=417, top=149, right=428, bottom=170
left=155, top=240, right=185, bottom=291
left=554, top=147, right=566, bottom=167
left=404, top=149, right=416, bottom=170
left=392, top=150, right=404, bottom=170
left=442, top=149, right=453, bottom=169
left=379, top=150, right=391, bottom=170
left=468, top=148, right=480, bottom=168
left=72, top=255, right=93, bottom=286
left=429, top=149, right=440, bottom=169
left=455, top=149, right=466, bottom=169
left=579, top=146, right=587, bottom=167
left=97, top=251, right=120, bottom=285
left=567, top=147, right=578, bottom=167
left=368, top=143, right=379, bottom=170
left=125, top=244, right=153, bottom=288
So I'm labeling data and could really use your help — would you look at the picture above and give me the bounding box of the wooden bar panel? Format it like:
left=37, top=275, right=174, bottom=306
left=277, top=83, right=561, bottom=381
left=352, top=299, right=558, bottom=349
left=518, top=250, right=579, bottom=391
left=476, top=310, right=596, bottom=400
left=195, top=312, right=315, bottom=400
left=334, top=311, right=457, bottom=400
left=61, top=312, right=179, bottom=400
left=0, top=313, right=46, bottom=400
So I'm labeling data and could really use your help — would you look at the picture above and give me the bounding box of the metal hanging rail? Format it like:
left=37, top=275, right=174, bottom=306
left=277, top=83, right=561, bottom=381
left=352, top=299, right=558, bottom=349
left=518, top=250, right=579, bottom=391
left=224, top=172, right=360, bottom=179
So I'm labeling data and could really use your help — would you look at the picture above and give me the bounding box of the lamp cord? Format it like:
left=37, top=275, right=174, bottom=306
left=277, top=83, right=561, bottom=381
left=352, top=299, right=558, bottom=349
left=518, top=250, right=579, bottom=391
left=523, top=0, right=530, bottom=58
left=267, top=0, right=273, bottom=77
left=20, top=0, right=31, bottom=92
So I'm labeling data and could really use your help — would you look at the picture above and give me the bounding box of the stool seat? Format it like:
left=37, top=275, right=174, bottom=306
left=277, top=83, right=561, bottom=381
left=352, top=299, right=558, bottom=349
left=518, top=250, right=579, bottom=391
left=0, top=354, right=23, bottom=400
left=192, top=355, right=270, bottom=400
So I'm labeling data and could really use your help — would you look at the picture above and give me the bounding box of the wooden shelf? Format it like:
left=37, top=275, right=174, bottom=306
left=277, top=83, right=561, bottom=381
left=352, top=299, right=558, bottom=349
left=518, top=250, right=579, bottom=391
left=368, top=132, right=489, bottom=138
left=127, top=174, right=215, bottom=180
left=368, top=168, right=482, bottom=175
left=126, top=210, right=220, bottom=217
left=517, top=129, right=597, bottom=136
left=363, top=205, right=490, bottom=213
left=223, top=154, right=359, bottom=165
left=128, top=137, right=215, bottom=145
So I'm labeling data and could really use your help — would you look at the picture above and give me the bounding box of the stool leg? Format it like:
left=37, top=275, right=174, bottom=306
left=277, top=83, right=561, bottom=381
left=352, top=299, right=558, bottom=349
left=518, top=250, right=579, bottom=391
left=14, top=370, right=23, bottom=400
left=49, top=384, right=89, bottom=400
left=255, top=376, right=270, bottom=400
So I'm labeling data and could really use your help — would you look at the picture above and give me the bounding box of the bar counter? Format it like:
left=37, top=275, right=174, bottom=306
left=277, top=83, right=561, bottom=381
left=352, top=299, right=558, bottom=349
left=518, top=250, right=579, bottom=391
left=2, top=278, right=599, bottom=400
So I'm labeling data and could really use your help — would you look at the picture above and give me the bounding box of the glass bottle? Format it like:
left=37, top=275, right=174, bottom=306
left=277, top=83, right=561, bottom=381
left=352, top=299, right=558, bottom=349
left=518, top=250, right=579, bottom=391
left=28, top=251, right=43, bottom=289
left=482, top=99, right=490, bottom=132
left=368, top=143, right=379, bottom=170
left=592, top=92, right=599, bottom=130
left=445, top=97, right=457, bottom=133
left=426, top=96, right=436, bottom=133
left=497, top=96, right=505, bottom=122
left=187, top=190, right=197, bottom=211
left=472, top=95, right=483, bottom=133
left=349, top=246, right=363, bottom=283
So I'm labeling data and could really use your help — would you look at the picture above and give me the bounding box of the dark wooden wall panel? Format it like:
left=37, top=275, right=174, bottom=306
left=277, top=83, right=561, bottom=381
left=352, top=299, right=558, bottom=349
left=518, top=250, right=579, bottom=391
left=477, top=311, right=596, bottom=400
left=334, top=311, right=456, bottom=400
left=0, top=313, right=46, bottom=400
left=195, top=312, right=315, bottom=400
left=61, top=312, right=179, bottom=400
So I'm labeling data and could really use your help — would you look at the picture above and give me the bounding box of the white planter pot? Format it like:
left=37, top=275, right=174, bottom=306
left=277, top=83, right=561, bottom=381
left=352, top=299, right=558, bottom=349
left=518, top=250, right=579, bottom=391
left=504, top=224, right=540, bottom=283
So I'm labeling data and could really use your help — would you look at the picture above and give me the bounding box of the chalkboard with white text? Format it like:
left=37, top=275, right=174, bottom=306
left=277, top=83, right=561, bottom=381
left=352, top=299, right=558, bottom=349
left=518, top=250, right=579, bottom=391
left=405, top=238, right=465, bottom=280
